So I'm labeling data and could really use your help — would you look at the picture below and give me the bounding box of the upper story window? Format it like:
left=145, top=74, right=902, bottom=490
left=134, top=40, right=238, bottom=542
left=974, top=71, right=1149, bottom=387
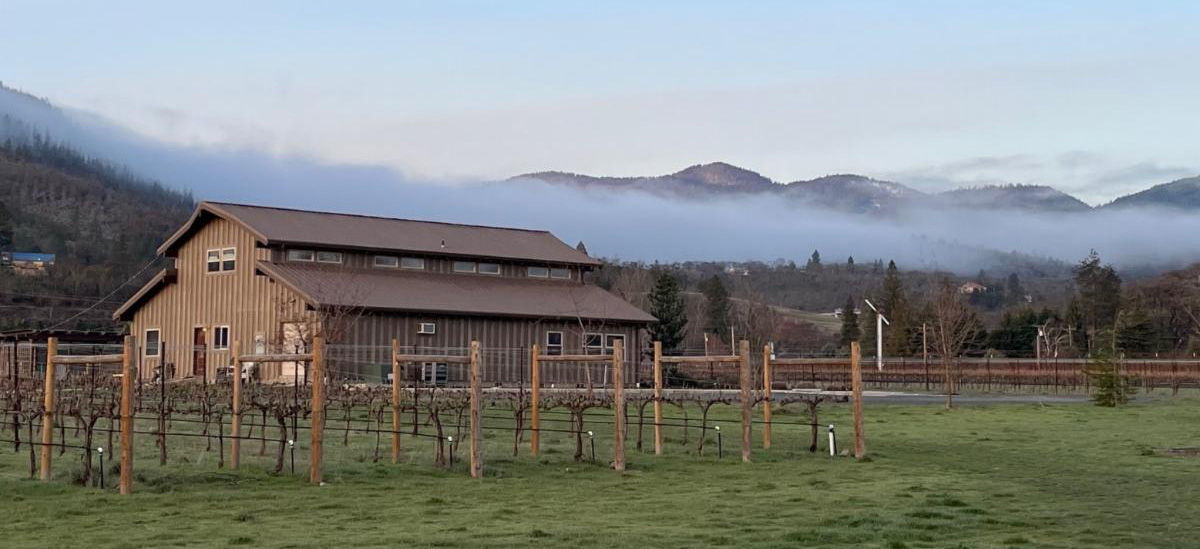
left=453, top=261, right=476, bottom=273
left=550, top=267, right=571, bottom=279
left=287, top=249, right=314, bottom=262
left=374, top=255, right=399, bottom=268
left=479, top=262, right=500, bottom=275
left=316, top=251, right=343, bottom=264
left=401, top=257, right=425, bottom=270
left=207, top=247, right=236, bottom=273
left=527, top=266, right=549, bottom=278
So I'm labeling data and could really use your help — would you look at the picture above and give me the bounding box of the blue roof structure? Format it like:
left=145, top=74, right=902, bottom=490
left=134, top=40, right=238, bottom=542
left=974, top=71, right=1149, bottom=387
left=11, top=252, right=56, bottom=263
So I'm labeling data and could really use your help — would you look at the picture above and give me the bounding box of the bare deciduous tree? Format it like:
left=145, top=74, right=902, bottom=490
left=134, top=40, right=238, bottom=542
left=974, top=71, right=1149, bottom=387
left=929, top=278, right=981, bottom=409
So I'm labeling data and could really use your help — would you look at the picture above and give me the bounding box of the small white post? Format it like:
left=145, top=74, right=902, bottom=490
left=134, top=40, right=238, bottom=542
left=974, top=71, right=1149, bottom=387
left=828, top=424, right=837, bottom=457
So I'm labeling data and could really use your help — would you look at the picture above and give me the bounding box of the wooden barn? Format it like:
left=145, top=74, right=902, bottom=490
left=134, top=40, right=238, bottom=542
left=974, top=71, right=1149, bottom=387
left=114, top=202, right=655, bottom=384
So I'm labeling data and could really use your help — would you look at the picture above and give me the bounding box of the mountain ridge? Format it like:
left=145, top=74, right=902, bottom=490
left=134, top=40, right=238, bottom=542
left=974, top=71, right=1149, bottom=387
left=513, top=163, right=1198, bottom=213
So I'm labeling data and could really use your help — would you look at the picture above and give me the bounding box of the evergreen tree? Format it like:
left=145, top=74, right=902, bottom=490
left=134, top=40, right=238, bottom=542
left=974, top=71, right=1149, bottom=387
left=806, top=249, right=822, bottom=271
left=1083, top=345, right=1135, bottom=407
left=1072, top=250, right=1122, bottom=348
left=839, top=294, right=860, bottom=347
left=1115, top=307, right=1164, bottom=355
left=648, top=271, right=688, bottom=353
left=1005, top=272, right=1025, bottom=304
left=700, top=275, right=731, bottom=343
left=575, top=241, right=588, bottom=255
left=0, top=201, right=13, bottom=249
left=878, top=260, right=912, bottom=356
left=846, top=256, right=855, bottom=273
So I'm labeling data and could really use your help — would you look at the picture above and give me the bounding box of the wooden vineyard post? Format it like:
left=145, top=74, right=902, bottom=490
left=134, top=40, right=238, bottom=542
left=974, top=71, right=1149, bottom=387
left=230, top=339, right=242, bottom=470
left=530, top=344, right=541, bottom=457
left=653, top=341, right=663, bottom=456
left=310, top=336, right=324, bottom=484
left=469, top=341, right=483, bottom=478
left=851, top=341, right=866, bottom=459
left=612, top=339, right=626, bottom=472
left=120, top=336, right=134, bottom=494
left=739, top=339, right=751, bottom=463
left=762, top=344, right=772, bottom=450
left=391, top=339, right=401, bottom=463
left=40, top=337, right=57, bottom=481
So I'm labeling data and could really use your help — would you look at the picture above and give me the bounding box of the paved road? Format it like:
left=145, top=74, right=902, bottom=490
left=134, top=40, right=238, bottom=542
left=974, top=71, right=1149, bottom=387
left=468, top=386, right=1091, bottom=405
left=802, top=390, right=1089, bottom=405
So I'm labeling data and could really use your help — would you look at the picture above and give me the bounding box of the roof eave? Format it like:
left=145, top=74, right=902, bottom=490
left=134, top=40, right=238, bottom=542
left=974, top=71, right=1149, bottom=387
left=113, top=268, right=178, bottom=321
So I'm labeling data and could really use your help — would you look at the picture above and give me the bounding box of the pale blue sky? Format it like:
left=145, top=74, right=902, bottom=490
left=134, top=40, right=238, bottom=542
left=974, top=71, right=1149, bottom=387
left=2, top=1, right=1198, bottom=203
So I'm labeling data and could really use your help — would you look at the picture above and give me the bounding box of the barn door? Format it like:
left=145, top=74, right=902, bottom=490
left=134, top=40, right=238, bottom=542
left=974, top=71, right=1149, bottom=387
left=193, top=327, right=207, bottom=378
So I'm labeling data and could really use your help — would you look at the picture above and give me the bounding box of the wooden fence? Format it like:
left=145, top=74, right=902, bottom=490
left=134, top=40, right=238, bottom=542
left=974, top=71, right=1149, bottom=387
left=675, top=356, right=1200, bottom=392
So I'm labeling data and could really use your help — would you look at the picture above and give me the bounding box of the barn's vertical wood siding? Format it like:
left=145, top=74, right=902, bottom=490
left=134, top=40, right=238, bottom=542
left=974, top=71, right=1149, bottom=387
left=129, top=217, right=310, bottom=381
left=338, top=314, right=645, bottom=386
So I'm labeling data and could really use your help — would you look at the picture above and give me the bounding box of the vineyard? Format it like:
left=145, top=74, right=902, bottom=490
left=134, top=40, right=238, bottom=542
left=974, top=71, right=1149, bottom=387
left=0, top=338, right=854, bottom=492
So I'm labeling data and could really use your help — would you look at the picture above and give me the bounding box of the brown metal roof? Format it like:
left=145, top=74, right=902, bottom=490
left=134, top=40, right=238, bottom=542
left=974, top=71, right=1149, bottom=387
left=256, top=261, right=656, bottom=323
left=159, top=202, right=601, bottom=266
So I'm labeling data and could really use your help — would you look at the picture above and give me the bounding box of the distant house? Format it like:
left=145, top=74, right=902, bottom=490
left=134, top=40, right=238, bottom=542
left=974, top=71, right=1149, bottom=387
left=958, top=281, right=987, bottom=294
left=7, top=252, right=55, bottom=276
left=114, top=202, right=655, bottom=384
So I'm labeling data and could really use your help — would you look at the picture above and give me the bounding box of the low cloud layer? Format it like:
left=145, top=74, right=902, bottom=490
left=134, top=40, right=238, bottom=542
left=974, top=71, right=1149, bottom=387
left=5, top=87, right=1199, bottom=275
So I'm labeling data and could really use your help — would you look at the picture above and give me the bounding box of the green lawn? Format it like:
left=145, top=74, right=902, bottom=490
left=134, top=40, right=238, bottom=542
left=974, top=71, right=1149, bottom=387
left=1, top=396, right=1198, bottom=548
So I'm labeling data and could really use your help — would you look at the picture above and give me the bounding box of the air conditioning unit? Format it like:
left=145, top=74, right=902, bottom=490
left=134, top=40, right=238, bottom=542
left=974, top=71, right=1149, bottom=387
left=417, top=322, right=436, bottom=335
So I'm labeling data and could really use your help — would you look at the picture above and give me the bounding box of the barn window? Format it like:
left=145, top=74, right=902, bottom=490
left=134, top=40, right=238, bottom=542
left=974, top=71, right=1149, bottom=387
left=527, top=266, right=549, bottom=278
left=400, top=257, right=425, bottom=270
left=316, top=251, right=342, bottom=264
left=478, top=262, right=500, bottom=275
left=287, top=249, right=315, bottom=262
left=545, top=332, right=563, bottom=356
left=144, top=329, right=161, bottom=357
left=550, top=267, right=571, bottom=279
left=417, top=322, right=436, bottom=335
left=605, top=334, right=625, bottom=354
left=207, top=248, right=235, bottom=272
left=453, top=261, right=476, bottom=273
left=374, top=255, right=399, bottom=268
left=213, top=326, right=230, bottom=350
left=584, top=333, right=604, bottom=354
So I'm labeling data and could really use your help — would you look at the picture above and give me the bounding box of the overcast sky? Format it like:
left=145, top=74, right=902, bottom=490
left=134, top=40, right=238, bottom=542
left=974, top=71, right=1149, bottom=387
left=2, top=1, right=1198, bottom=204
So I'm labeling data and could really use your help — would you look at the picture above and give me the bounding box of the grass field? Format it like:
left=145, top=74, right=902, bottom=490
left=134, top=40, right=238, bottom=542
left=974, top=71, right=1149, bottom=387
left=1, top=395, right=1198, bottom=548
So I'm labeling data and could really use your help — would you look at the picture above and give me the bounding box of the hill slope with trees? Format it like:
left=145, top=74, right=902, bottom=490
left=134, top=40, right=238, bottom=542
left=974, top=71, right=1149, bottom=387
left=0, top=130, right=193, bottom=331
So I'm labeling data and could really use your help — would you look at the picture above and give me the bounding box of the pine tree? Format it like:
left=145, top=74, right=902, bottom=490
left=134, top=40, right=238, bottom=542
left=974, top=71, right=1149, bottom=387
left=1073, top=250, right=1122, bottom=349
left=575, top=241, right=589, bottom=255
left=846, top=256, right=855, bottom=273
left=839, top=295, right=860, bottom=347
left=806, top=249, right=822, bottom=271
left=1005, top=272, right=1025, bottom=304
left=648, top=271, right=688, bottom=353
left=1083, top=345, right=1135, bottom=407
left=879, top=260, right=912, bottom=356
left=700, top=275, right=731, bottom=343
